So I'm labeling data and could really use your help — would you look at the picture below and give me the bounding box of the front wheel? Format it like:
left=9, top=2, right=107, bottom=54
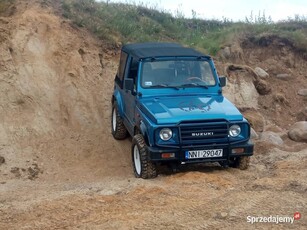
left=229, top=156, right=250, bottom=170
left=131, top=134, right=157, bottom=179
left=237, top=156, right=250, bottom=170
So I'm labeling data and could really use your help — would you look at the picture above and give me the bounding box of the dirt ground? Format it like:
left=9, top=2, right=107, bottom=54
left=0, top=1, right=306, bottom=229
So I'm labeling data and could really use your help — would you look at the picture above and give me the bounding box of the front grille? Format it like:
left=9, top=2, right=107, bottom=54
left=179, top=120, right=229, bottom=146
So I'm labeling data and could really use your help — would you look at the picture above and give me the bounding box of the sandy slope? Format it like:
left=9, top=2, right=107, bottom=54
left=0, top=1, right=306, bottom=229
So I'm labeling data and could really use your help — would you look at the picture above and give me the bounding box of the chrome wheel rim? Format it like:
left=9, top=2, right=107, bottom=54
left=133, top=145, right=141, bottom=175
left=112, top=107, right=117, bottom=131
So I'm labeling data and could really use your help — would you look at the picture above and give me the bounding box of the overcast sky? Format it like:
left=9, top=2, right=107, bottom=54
left=98, top=0, right=307, bottom=21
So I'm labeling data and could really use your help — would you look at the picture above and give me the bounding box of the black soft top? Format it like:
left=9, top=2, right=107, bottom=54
left=122, top=42, right=210, bottom=60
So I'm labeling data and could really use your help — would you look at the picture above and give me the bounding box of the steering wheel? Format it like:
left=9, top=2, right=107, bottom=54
left=186, top=77, right=204, bottom=82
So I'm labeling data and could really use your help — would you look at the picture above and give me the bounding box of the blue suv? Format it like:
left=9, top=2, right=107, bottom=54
left=111, top=43, right=253, bottom=179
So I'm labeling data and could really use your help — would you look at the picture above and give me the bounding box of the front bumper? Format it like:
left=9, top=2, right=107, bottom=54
left=147, top=141, right=254, bottom=163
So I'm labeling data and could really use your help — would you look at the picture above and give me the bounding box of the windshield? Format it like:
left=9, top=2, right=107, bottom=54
left=141, top=60, right=216, bottom=89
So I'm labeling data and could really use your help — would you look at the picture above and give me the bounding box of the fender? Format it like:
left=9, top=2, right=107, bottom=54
left=140, top=119, right=147, bottom=137
left=136, top=103, right=157, bottom=147
left=140, top=119, right=154, bottom=146
left=113, top=90, right=124, bottom=117
left=135, top=104, right=150, bottom=145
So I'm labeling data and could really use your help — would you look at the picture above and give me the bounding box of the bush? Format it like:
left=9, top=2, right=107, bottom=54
left=60, top=0, right=307, bottom=55
left=0, top=0, right=15, bottom=16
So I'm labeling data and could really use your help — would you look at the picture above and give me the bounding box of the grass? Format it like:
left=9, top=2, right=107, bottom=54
left=60, top=0, right=307, bottom=55
left=0, top=0, right=15, bottom=15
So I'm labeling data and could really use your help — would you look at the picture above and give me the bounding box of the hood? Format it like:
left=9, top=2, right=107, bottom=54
left=139, top=95, right=243, bottom=124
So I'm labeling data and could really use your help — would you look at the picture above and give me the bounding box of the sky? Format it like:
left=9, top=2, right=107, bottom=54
left=98, top=0, right=307, bottom=21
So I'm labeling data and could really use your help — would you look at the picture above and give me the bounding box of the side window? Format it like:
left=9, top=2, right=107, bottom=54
left=127, top=58, right=138, bottom=79
left=126, top=57, right=139, bottom=91
left=115, top=51, right=128, bottom=88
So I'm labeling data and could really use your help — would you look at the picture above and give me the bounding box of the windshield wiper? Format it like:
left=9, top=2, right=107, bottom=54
left=180, top=83, right=208, bottom=89
left=149, top=84, right=180, bottom=90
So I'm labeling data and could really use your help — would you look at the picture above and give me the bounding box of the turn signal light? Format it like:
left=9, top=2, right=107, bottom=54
left=161, top=153, right=175, bottom=159
left=231, top=148, right=245, bottom=154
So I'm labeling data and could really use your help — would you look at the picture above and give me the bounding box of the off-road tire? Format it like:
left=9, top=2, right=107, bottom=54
left=111, top=103, right=127, bottom=140
left=131, top=134, right=157, bottom=179
left=229, top=156, right=250, bottom=170
left=237, top=156, right=250, bottom=170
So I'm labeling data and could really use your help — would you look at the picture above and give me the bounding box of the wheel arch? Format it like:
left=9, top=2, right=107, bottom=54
left=112, top=92, right=124, bottom=117
left=139, top=121, right=150, bottom=146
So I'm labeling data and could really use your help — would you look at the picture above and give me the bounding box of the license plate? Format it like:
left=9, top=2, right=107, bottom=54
left=185, top=149, right=223, bottom=159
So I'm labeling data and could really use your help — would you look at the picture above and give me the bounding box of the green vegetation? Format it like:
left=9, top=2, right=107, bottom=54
left=0, top=0, right=15, bottom=16
left=60, top=0, right=307, bottom=55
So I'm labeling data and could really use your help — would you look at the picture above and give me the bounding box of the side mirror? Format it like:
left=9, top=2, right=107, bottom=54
left=124, top=78, right=135, bottom=93
left=219, top=76, right=226, bottom=87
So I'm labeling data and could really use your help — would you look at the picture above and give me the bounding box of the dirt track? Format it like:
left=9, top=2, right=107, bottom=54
left=0, top=1, right=306, bottom=229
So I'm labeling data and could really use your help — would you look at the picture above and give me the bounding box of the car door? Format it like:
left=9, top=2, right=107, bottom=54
left=122, top=56, right=138, bottom=134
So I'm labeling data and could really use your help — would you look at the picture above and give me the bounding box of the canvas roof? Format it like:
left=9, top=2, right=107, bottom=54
left=122, top=42, right=209, bottom=60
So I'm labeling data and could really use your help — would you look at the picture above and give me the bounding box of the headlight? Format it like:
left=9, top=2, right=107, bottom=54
left=159, top=128, right=173, bottom=141
left=229, top=125, right=241, bottom=137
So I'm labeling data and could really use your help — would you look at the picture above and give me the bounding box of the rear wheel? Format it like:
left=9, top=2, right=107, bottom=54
left=111, top=103, right=127, bottom=140
left=132, top=134, right=157, bottom=179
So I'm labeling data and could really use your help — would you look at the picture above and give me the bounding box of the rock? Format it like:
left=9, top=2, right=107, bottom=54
left=220, top=212, right=228, bottom=218
left=265, top=125, right=283, bottom=133
left=0, top=156, right=5, bottom=165
left=284, top=57, right=296, bottom=68
left=224, top=71, right=259, bottom=109
left=215, top=212, right=228, bottom=219
left=254, top=79, right=271, bottom=95
left=288, top=121, right=307, bottom=142
left=275, top=74, right=291, bottom=81
left=243, top=109, right=265, bottom=132
left=297, top=107, right=307, bottom=121
left=260, top=131, right=284, bottom=146
left=273, top=93, right=289, bottom=105
left=28, top=163, right=41, bottom=180
left=221, top=47, right=231, bottom=59
left=297, top=89, right=307, bottom=97
left=219, top=44, right=243, bottom=62
left=254, top=67, right=269, bottom=78
left=0, top=17, right=9, bottom=24
left=10, top=167, right=21, bottom=178
left=250, top=128, right=259, bottom=139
